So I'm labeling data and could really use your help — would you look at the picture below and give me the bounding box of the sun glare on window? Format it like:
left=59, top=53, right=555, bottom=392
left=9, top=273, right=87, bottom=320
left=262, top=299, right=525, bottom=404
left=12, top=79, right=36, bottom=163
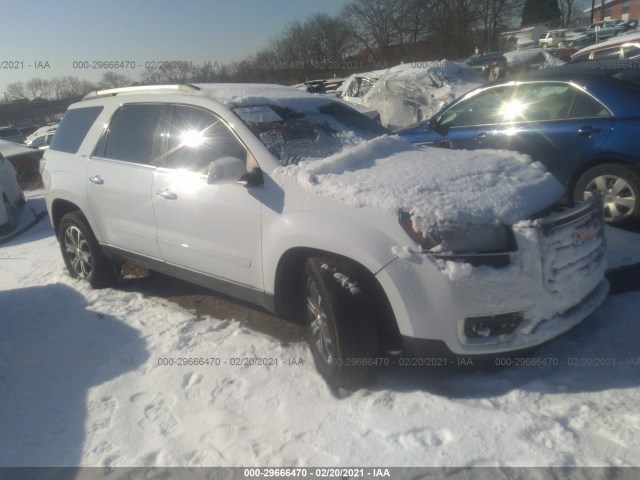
left=500, top=100, right=527, bottom=121
left=180, top=129, right=207, bottom=148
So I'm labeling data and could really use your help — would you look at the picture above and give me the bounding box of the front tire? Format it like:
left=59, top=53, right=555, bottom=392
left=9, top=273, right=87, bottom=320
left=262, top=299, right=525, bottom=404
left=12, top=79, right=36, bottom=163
left=574, top=164, right=640, bottom=227
left=58, top=211, right=117, bottom=288
left=302, top=257, right=379, bottom=388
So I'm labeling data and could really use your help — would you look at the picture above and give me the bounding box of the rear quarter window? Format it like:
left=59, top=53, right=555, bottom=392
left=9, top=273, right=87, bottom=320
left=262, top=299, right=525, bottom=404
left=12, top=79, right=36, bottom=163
left=49, top=106, right=103, bottom=154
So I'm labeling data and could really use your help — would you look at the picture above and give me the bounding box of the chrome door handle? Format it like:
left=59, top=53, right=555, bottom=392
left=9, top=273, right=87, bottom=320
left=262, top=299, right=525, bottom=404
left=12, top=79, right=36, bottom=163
left=475, top=132, right=488, bottom=142
left=577, top=127, right=601, bottom=136
left=89, top=175, right=104, bottom=185
left=156, top=189, right=178, bottom=200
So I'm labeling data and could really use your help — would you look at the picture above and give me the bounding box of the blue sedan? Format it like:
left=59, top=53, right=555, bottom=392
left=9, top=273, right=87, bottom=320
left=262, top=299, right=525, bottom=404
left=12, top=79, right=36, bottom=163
left=397, top=64, right=640, bottom=226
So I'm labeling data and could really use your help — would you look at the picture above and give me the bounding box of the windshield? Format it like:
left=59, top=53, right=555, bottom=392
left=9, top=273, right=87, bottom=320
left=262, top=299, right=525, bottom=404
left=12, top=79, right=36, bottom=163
left=233, top=100, right=389, bottom=165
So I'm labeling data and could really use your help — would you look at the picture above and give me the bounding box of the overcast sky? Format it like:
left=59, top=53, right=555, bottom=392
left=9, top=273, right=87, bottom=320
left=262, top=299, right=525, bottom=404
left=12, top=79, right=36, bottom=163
left=0, top=0, right=350, bottom=95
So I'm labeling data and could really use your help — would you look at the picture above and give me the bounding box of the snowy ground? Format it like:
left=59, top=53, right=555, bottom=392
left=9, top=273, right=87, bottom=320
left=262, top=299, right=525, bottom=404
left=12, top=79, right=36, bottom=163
left=1, top=191, right=640, bottom=467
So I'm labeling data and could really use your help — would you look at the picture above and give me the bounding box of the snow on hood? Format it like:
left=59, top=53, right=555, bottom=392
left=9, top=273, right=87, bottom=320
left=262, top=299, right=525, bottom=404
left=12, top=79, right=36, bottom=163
left=273, top=136, right=564, bottom=230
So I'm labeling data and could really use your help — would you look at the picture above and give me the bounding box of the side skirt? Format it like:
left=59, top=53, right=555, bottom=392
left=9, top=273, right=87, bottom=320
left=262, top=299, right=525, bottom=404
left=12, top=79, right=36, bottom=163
left=100, top=244, right=276, bottom=313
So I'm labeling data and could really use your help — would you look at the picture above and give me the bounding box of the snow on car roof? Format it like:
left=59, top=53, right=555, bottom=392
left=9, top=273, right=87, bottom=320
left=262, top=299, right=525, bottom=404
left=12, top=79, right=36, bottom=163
left=195, top=83, right=322, bottom=106
left=273, top=135, right=564, bottom=229
left=83, top=83, right=323, bottom=107
left=573, top=30, right=640, bottom=57
left=0, top=140, right=39, bottom=158
left=503, top=49, right=565, bottom=68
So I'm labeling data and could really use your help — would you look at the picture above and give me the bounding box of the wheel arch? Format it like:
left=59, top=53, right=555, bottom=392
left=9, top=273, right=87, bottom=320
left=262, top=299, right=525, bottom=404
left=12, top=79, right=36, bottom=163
left=568, top=158, right=640, bottom=202
left=272, top=246, right=403, bottom=354
left=51, top=199, right=83, bottom=237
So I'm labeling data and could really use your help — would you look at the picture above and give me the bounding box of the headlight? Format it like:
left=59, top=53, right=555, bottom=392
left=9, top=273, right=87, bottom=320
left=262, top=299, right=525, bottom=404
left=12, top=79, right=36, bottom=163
left=399, top=211, right=517, bottom=267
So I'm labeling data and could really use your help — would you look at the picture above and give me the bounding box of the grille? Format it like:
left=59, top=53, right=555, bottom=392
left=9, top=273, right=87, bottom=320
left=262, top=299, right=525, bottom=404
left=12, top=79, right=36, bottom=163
left=538, top=197, right=606, bottom=293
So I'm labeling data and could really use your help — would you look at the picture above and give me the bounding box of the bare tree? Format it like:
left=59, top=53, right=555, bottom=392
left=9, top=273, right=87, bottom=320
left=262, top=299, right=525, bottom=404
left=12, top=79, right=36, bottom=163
left=402, top=0, right=430, bottom=43
left=558, top=0, right=577, bottom=27
left=26, top=78, right=52, bottom=100
left=98, top=71, right=132, bottom=89
left=5, top=82, right=29, bottom=102
left=345, top=0, right=399, bottom=57
left=51, top=76, right=96, bottom=99
left=476, top=0, right=524, bottom=52
left=140, top=62, right=194, bottom=85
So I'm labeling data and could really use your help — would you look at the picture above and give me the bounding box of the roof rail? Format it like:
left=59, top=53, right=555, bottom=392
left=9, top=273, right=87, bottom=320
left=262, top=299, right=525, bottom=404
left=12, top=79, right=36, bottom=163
left=82, top=84, right=200, bottom=100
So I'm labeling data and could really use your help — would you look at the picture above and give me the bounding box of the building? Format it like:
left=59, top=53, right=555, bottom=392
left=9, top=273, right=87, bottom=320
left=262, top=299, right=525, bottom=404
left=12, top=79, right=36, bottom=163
left=587, top=0, right=640, bottom=22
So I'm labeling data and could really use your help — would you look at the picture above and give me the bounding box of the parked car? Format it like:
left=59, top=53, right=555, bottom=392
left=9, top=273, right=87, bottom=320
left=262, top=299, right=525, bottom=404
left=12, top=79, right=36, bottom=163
left=539, top=29, right=567, bottom=49
left=0, top=152, right=25, bottom=233
left=42, top=84, right=607, bottom=387
left=18, top=125, right=42, bottom=138
left=569, top=32, right=640, bottom=63
left=0, top=127, right=26, bottom=143
left=25, top=131, right=54, bottom=150
left=465, top=52, right=508, bottom=80
left=586, top=20, right=626, bottom=40
left=397, top=64, right=640, bottom=227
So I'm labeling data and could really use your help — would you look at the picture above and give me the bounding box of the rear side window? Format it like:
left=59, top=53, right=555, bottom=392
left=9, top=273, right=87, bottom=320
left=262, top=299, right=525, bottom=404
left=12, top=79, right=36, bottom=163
left=50, top=106, right=103, bottom=153
left=0, top=128, right=20, bottom=138
left=622, top=45, right=640, bottom=59
left=592, top=47, right=622, bottom=60
left=103, top=105, right=165, bottom=165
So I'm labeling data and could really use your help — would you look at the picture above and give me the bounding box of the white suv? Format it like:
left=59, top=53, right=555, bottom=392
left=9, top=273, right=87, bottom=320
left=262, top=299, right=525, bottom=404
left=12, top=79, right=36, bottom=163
left=42, top=84, right=608, bottom=387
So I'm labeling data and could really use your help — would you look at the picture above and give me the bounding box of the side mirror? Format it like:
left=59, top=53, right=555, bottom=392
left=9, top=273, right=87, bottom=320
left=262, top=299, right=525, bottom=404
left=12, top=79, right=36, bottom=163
left=432, top=118, right=450, bottom=136
left=207, top=157, right=247, bottom=184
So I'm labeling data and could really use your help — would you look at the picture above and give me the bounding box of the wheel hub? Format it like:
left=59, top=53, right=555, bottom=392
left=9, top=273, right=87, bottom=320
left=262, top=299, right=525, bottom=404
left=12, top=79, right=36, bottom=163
left=584, top=174, right=637, bottom=223
left=305, top=278, right=335, bottom=365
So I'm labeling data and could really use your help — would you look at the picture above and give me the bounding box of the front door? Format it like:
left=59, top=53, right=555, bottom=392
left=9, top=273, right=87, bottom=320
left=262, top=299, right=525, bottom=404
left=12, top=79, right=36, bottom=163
left=151, top=105, right=264, bottom=292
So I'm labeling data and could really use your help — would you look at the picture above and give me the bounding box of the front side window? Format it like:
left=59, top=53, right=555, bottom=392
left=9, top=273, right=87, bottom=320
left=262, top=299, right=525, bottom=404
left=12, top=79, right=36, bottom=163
left=167, top=106, right=248, bottom=174
left=103, top=104, right=165, bottom=165
left=439, top=86, right=514, bottom=127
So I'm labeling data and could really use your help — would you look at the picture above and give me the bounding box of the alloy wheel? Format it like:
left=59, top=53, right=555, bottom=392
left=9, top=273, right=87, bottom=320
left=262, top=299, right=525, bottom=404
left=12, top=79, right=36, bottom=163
left=63, top=225, right=94, bottom=278
left=305, top=276, right=335, bottom=365
left=584, top=174, right=637, bottom=223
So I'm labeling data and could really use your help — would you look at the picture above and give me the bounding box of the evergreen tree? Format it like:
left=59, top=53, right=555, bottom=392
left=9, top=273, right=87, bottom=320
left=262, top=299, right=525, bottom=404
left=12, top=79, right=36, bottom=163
left=521, top=0, right=561, bottom=26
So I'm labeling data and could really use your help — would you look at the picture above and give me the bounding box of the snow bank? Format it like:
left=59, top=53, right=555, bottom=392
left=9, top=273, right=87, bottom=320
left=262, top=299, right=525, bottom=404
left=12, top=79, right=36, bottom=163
left=1, top=194, right=640, bottom=467
left=503, top=49, right=565, bottom=69
left=273, top=135, right=564, bottom=230
left=359, top=60, right=485, bottom=129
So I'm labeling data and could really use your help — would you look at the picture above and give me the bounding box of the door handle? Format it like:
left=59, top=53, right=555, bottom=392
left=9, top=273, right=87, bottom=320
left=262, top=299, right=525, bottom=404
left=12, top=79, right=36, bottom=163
left=577, top=127, right=601, bottom=136
left=474, top=132, right=488, bottom=142
left=156, top=189, right=178, bottom=200
left=88, top=175, right=104, bottom=185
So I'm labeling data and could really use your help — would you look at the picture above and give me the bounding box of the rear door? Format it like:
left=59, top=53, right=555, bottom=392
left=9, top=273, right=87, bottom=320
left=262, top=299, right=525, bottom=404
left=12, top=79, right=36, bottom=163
left=87, top=104, right=169, bottom=258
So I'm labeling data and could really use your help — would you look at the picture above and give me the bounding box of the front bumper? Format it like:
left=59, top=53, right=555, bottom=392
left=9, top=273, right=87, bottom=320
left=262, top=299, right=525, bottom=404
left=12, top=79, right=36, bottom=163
left=377, top=198, right=608, bottom=356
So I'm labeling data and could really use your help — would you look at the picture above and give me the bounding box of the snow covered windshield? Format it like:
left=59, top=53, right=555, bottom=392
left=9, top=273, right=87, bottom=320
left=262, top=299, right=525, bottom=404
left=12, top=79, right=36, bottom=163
left=233, top=101, right=389, bottom=164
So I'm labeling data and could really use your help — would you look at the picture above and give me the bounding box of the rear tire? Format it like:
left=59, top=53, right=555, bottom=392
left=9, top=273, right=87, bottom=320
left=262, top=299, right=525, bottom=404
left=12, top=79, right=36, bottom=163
left=17, top=186, right=26, bottom=207
left=58, top=211, right=118, bottom=288
left=302, top=256, right=379, bottom=389
left=574, top=164, right=640, bottom=227
left=2, top=196, right=17, bottom=232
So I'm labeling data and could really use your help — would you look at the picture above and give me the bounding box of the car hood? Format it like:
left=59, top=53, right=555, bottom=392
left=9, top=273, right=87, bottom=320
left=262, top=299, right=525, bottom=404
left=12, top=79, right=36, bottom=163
left=272, top=135, right=564, bottom=233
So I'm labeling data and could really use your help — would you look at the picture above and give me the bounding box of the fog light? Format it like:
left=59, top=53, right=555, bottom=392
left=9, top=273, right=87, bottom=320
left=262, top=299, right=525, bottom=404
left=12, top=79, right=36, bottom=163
left=464, top=312, right=524, bottom=339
